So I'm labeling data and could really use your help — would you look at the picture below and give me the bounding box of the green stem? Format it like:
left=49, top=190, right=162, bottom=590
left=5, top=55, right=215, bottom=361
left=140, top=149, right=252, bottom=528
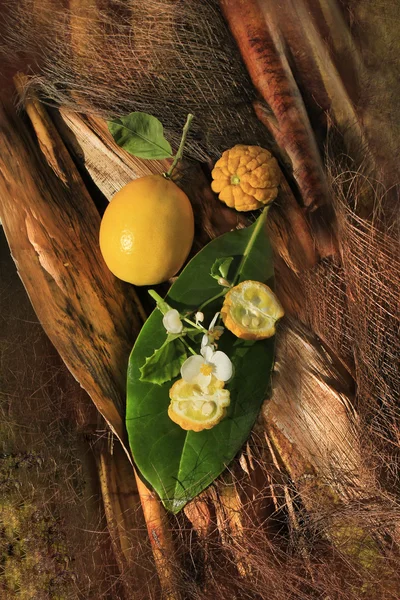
left=165, top=114, right=194, bottom=178
left=233, top=207, right=269, bottom=285
left=183, top=317, right=207, bottom=332
left=197, top=288, right=228, bottom=313
left=148, top=289, right=170, bottom=315
left=197, top=207, right=269, bottom=312
left=181, top=338, right=197, bottom=356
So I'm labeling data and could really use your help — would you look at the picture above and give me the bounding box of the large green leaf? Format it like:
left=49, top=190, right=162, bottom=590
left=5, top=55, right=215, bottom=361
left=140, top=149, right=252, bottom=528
left=126, top=210, right=276, bottom=513
left=108, top=112, right=172, bottom=159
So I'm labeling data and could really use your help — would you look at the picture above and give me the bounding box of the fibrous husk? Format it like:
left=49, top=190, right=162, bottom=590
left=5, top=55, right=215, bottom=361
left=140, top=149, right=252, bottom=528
left=1, top=0, right=400, bottom=598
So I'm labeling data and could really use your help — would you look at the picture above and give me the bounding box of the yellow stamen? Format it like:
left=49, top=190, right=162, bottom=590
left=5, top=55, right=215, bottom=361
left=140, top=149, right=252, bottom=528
left=200, top=363, right=213, bottom=376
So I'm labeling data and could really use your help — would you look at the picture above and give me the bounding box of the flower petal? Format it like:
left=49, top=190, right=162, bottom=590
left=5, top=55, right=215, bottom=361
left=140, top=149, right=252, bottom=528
left=162, top=309, right=183, bottom=334
left=195, top=311, right=204, bottom=324
left=181, top=355, right=203, bottom=382
left=194, top=372, right=212, bottom=391
left=210, top=351, right=233, bottom=381
left=201, top=334, right=209, bottom=348
left=209, top=312, right=220, bottom=330
left=201, top=345, right=215, bottom=362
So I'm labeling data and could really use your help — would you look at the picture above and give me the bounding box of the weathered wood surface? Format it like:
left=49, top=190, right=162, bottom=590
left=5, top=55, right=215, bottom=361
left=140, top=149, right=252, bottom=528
left=0, top=100, right=139, bottom=445
left=0, top=95, right=182, bottom=598
left=0, top=0, right=399, bottom=597
left=219, top=0, right=328, bottom=210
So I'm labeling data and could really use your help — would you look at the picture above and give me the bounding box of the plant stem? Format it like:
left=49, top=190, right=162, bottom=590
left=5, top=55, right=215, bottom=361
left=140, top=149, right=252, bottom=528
left=183, top=317, right=207, bottom=332
left=181, top=338, right=197, bottom=356
left=165, top=114, right=194, bottom=178
left=233, top=207, right=269, bottom=285
left=148, top=289, right=171, bottom=315
left=197, top=208, right=269, bottom=312
left=197, top=288, right=228, bottom=313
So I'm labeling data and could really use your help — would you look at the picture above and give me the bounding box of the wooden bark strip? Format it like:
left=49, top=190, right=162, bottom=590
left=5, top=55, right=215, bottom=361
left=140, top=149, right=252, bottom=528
left=270, top=0, right=368, bottom=158
left=0, top=94, right=181, bottom=599
left=266, top=179, right=319, bottom=272
left=263, top=320, right=398, bottom=579
left=220, top=0, right=328, bottom=210
left=56, top=109, right=170, bottom=199
left=217, top=480, right=251, bottom=578
left=0, top=100, right=139, bottom=446
left=14, top=73, right=69, bottom=184
left=97, top=444, right=150, bottom=590
left=97, top=441, right=177, bottom=599
left=135, top=476, right=181, bottom=600
left=263, top=320, right=361, bottom=490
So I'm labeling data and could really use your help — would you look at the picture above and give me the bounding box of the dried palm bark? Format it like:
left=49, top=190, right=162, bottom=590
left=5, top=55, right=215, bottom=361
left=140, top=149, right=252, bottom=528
left=0, top=0, right=399, bottom=598
left=0, top=95, right=178, bottom=599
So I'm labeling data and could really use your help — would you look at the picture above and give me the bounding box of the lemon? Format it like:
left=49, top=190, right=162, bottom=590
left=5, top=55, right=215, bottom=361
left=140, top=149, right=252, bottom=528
left=99, top=174, right=194, bottom=285
left=221, top=280, right=284, bottom=340
left=168, top=376, right=230, bottom=432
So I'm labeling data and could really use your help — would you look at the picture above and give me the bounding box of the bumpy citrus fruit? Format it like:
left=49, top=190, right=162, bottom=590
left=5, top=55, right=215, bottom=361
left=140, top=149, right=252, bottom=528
left=221, top=280, right=284, bottom=340
left=99, top=174, right=194, bottom=286
left=211, top=144, right=280, bottom=211
left=168, top=376, right=230, bottom=432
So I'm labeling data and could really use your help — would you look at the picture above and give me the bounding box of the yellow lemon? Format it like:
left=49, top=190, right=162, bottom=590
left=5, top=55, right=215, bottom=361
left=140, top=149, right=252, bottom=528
left=99, top=175, right=194, bottom=285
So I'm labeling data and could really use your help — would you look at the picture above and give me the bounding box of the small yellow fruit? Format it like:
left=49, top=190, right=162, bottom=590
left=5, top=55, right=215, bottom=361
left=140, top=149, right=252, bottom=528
left=211, top=144, right=280, bottom=211
left=99, top=175, right=194, bottom=285
left=221, top=280, right=284, bottom=340
left=168, top=376, right=230, bottom=432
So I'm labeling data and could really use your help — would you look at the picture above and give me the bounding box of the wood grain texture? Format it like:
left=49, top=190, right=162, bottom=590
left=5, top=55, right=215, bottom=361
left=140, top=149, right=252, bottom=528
left=55, top=109, right=170, bottom=198
left=220, top=0, right=328, bottom=210
left=0, top=100, right=142, bottom=448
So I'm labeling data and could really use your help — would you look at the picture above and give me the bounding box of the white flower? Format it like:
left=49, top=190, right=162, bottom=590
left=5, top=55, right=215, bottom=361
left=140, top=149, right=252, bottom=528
left=181, top=344, right=233, bottom=390
left=162, top=309, right=183, bottom=334
left=195, top=311, right=204, bottom=325
left=201, top=312, right=225, bottom=347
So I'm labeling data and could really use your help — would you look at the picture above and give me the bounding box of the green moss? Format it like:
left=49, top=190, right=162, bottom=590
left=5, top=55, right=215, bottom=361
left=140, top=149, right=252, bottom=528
left=0, top=471, right=75, bottom=598
left=330, top=524, right=381, bottom=571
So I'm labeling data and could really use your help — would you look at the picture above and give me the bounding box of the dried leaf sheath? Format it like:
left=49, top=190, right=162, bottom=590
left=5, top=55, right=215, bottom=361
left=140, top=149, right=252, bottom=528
left=0, top=97, right=181, bottom=598
left=219, top=0, right=328, bottom=210
left=0, top=101, right=137, bottom=444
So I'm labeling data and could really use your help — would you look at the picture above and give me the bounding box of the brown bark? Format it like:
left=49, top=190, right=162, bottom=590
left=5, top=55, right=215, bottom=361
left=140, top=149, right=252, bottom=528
left=0, top=93, right=179, bottom=599
left=219, top=0, right=329, bottom=210
left=0, top=99, right=138, bottom=445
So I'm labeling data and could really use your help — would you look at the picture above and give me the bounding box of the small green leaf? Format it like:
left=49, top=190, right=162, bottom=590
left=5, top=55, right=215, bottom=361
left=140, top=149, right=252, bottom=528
left=139, top=337, right=187, bottom=385
left=210, top=257, right=234, bottom=281
left=108, top=112, right=173, bottom=159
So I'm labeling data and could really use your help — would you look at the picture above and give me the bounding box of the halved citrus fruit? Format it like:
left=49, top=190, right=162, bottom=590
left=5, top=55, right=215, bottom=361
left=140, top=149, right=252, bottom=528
left=168, top=376, right=230, bottom=432
left=221, top=280, right=284, bottom=340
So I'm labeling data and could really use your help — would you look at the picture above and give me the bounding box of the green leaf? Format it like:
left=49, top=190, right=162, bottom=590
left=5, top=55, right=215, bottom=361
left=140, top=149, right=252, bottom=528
left=108, top=112, right=173, bottom=159
left=210, top=256, right=234, bottom=281
left=139, top=336, right=187, bottom=385
left=126, top=209, right=275, bottom=513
